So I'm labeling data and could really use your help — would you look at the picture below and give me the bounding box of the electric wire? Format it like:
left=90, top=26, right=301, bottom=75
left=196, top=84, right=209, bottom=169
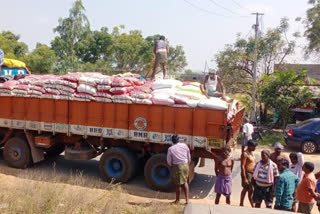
left=183, top=0, right=249, bottom=18
left=207, top=0, right=247, bottom=17
left=183, top=0, right=227, bottom=17
left=230, top=0, right=252, bottom=13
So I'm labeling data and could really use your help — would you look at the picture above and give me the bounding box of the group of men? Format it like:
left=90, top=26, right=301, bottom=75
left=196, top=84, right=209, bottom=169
left=239, top=136, right=320, bottom=214
left=166, top=126, right=320, bottom=214
left=239, top=119, right=320, bottom=214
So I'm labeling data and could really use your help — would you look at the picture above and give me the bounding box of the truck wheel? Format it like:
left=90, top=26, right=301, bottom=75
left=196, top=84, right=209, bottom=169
left=3, top=137, right=32, bottom=169
left=99, top=147, right=137, bottom=183
left=46, top=144, right=65, bottom=157
left=144, top=153, right=174, bottom=192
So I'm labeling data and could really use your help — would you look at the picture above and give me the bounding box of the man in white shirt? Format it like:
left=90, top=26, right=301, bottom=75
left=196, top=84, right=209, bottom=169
left=289, top=152, right=304, bottom=180
left=242, top=117, right=254, bottom=153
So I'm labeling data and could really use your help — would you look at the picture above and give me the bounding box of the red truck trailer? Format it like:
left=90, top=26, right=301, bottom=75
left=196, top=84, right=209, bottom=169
left=0, top=96, right=244, bottom=191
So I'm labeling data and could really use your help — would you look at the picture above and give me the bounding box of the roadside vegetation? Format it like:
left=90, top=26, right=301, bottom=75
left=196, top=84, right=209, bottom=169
left=0, top=172, right=183, bottom=214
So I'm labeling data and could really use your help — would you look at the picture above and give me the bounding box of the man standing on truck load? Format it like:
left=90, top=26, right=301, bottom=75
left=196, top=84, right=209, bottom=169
left=242, top=117, right=254, bottom=153
left=240, top=140, right=257, bottom=207
left=151, top=35, right=169, bottom=80
left=213, top=146, right=234, bottom=205
left=252, top=150, right=279, bottom=208
left=167, top=135, right=191, bottom=204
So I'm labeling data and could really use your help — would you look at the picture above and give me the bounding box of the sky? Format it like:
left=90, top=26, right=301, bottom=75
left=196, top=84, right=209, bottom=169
left=0, top=0, right=312, bottom=72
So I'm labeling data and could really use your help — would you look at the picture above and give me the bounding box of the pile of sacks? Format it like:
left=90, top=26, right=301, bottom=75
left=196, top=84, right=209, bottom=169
left=0, top=72, right=151, bottom=104
left=151, top=79, right=228, bottom=110
left=0, top=73, right=233, bottom=113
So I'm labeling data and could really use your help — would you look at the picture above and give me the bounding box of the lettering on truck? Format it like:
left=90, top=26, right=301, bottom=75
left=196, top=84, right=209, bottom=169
left=1, top=68, right=27, bottom=76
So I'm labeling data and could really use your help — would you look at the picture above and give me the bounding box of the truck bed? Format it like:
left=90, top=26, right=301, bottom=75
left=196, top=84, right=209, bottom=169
left=0, top=96, right=244, bottom=153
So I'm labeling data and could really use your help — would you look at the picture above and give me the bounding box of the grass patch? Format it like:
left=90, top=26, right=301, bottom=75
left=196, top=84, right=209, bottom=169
left=237, top=129, right=285, bottom=146
left=257, top=130, right=285, bottom=146
left=0, top=173, right=183, bottom=214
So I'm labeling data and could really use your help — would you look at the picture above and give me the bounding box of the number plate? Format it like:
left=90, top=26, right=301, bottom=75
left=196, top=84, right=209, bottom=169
left=207, top=137, right=224, bottom=149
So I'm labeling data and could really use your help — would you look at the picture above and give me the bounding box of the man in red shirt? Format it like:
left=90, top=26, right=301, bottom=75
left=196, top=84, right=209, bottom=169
left=296, top=162, right=318, bottom=214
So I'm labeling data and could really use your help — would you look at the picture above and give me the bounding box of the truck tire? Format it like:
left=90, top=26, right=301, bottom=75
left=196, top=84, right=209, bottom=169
left=46, top=144, right=65, bottom=157
left=3, top=137, right=32, bottom=169
left=144, top=153, right=174, bottom=192
left=99, top=147, right=137, bottom=183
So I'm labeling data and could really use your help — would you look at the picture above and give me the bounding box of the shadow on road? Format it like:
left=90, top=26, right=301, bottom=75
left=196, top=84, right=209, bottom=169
left=0, top=149, right=214, bottom=200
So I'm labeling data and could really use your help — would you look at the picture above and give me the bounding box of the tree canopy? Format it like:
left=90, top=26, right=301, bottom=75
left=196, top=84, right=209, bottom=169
left=24, top=43, right=56, bottom=74
left=215, top=18, right=295, bottom=96
left=305, top=0, right=320, bottom=53
left=260, top=70, right=312, bottom=130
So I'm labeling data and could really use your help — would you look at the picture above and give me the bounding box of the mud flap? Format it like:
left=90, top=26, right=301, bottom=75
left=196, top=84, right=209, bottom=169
left=25, top=131, right=45, bottom=163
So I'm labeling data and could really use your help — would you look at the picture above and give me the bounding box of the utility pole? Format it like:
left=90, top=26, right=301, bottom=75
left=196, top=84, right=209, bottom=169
left=250, top=12, right=264, bottom=123
left=203, top=60, right=209, bottom=75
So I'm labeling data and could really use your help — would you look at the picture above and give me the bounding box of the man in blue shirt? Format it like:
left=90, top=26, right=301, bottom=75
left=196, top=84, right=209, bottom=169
left=275, top=158, right=300, bottom=211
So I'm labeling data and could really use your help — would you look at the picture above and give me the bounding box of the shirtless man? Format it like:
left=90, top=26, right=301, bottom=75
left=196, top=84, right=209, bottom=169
left=270, top=142, right=289, bottom=164
left=213, top=146, right=234, bottom=205
left=240, top=140, right=257, bottom=207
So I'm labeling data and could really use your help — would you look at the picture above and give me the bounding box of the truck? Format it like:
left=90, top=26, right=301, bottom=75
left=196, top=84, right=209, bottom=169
left=0, top=96, right=244, bottom=191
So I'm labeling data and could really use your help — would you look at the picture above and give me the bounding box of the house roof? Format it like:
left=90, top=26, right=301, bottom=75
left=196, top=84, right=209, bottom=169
left=274, top=64, right=320, bottom=80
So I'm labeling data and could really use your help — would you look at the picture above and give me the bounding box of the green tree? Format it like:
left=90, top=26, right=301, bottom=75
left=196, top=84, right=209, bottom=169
left=184, top=69, right=193, bottom=75
left=260, top=70, right=312, bottom=130
left=304, top=0, right=320, bottom=53
left=216, top=18, right=295, bottom=121
left=216, top=18, right=294, bottom=95
left=108, top=27, right=153, bottom=74
left=76, top=27, right=112, bottom=63
left=0, top=31, right=28, bottom=59
left=51, top=0, right=90, bottom=73
left=167, top=45, right=187, bottom=75
left=25, top=43, right=56, bottom=74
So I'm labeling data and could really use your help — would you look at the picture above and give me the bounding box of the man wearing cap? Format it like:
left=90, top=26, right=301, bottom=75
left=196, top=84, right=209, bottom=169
left=270, top=142, right=289, bottom=164
left=167, top=135, right=191, bottom=204
left=200, top=69, right=225, bottom=99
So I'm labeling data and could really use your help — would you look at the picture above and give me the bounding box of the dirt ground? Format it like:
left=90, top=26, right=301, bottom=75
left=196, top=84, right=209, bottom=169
left=0, top=145, right=320, bottom=213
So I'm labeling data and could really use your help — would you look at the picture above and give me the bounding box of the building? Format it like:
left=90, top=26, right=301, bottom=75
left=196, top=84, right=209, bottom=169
left=274, top=64, right=320, bottom=81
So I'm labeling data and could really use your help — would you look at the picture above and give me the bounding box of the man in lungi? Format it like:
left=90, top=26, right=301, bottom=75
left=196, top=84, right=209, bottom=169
left=213, top=146, right=234, bottom=205
left=167, top=135, right=191, bottom=204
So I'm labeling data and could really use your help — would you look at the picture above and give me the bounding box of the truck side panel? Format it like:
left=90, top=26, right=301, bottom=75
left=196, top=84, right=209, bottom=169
left=0, top=97, right=12, bottom=127
left=0, top=96, right=234, bottom=149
